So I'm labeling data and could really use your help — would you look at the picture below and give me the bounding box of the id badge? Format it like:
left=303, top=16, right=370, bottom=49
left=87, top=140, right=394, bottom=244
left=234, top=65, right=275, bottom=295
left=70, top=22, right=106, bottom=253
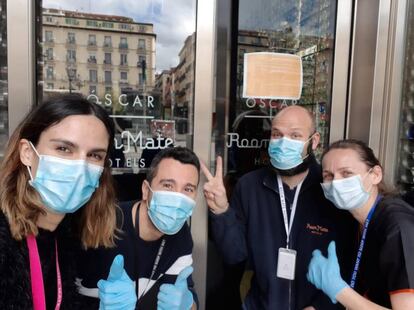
left=276, top=248, right=296, bottom=280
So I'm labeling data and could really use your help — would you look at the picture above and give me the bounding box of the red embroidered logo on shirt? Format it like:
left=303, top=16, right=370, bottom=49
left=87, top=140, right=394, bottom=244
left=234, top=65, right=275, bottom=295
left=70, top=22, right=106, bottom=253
left=306, top=223, right=329, bottom=235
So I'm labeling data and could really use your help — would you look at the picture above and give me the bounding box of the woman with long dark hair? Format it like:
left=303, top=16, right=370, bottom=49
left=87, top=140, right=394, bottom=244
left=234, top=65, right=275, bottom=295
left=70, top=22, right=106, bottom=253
left=0, top=94, right=119, bottom=309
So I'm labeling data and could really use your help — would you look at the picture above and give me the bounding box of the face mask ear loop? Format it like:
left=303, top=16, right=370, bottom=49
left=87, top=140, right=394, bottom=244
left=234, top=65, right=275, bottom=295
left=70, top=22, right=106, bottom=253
left=361, top=168, right=374, bottom=194
left=28, top=141, right=41, bottom=158
left=26, top=166, right=34, bottom=181
left=302, top=134, right=315, bottom=161
left=26, top=141, right=40, bottom=182
left=145, top=181, right=154, bottom=210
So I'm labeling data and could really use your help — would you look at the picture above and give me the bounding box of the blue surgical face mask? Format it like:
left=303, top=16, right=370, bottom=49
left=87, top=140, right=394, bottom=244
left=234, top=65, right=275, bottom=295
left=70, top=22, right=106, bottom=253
left=27, top=142, right=104, bottom=214
left=146, top=183, right=196, bottom=235
left=321, top=172, right=372, bottom=211
left=268, top=136, right=312, bottom=170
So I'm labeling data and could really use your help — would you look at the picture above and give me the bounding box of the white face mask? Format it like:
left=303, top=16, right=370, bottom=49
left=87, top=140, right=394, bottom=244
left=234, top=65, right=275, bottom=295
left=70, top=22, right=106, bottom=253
left=321, top=171, right=372, bottom=211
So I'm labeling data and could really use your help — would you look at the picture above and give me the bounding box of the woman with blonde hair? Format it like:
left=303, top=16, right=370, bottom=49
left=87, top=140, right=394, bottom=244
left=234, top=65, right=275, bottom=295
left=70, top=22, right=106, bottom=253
left=0, top=94, right=118, bottom=309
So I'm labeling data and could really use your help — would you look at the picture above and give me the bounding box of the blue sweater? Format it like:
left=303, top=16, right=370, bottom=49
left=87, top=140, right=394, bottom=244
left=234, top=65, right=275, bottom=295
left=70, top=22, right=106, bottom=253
left=210, top=162, right=356, bottom=309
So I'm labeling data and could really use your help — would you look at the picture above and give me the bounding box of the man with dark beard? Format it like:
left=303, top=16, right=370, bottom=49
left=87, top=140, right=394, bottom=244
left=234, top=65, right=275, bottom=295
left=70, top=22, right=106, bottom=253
left=202, top=105, right=355, bottom=310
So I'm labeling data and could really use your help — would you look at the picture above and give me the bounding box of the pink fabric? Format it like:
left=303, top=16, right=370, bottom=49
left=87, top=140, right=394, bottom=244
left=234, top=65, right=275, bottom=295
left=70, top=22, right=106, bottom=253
left=27, top=234, right=62, bottom=310
left=27, top=234, right=46, bottom=310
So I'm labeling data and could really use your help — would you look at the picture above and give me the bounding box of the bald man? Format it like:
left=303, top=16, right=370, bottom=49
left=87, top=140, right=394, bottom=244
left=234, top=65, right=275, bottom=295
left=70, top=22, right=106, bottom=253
left=202, top=106, right=355, bottom=310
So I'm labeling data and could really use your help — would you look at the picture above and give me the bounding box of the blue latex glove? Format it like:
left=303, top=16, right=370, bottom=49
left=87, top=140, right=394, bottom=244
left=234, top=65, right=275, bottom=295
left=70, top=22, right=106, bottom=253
left=97, top=255, right=137, bottom=310
left=307, top=241, right=349, bottom=304
left=157, top=266, right=194, bottom=310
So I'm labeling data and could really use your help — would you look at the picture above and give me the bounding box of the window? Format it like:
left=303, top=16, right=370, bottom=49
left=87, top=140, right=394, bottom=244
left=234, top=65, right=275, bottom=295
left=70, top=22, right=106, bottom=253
left=104, top=36, right=112, bottom=47
left=88, top=34, right=96, bottom=46
left=139, top=25, right=146, bottom=32
left=89, top=85, right=97, bottom=94
left=120, top=54, right=128, bottom=66
left=67, top=32, right=76, bottom=44
left=45, top=48, right=53, bottom=60
left=67, top=50, right=76, bottom=62
left=88, top=54, right=97, bottom=64
left=102, top=22, right=114, bottom=28
left=119, top=23, right=130, bottom=30
left=138, top=39, right=146, bottom=49
left=105, top=71, right=112, bottom=83
left=47, top=83, right=54, bottom=89
left=89, top=70, right=97, bottom=83
left=138, top=73, right=144, bottom=85
left=65, top=18, right=79, bottom=25
left=86, top=20, right=99, bottom=27
left=46, top=16, right=53, bottom=23
left=104, top=53, right=112, bottom=64
left=138, top=55, right=146, bottom=64
left=119, top=37, right=128, bottom=49
left=120, top=71, right=128, bottom=80
left=45, top=31, right=53, bottom=42
left=46, top=67, right=54, bottom=79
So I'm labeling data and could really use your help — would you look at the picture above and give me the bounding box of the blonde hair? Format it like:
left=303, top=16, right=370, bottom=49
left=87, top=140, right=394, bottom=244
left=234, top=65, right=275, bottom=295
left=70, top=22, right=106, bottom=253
left=0, top=94, right=119, bottom=248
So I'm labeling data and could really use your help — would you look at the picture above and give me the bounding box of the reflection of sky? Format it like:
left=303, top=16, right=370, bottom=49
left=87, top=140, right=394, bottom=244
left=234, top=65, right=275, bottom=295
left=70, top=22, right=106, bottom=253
left=43, top=0, right=196, bottom=71
left=239, top=0, right=335, bottom=37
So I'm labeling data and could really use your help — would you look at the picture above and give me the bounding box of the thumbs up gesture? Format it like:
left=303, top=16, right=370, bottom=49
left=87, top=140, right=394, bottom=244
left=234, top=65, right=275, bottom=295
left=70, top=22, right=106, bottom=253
left=307, top=241, right=349, bottom=304
left=97, top=255, right=137, bottom=310
left=157, top=266, right=194, bottom=310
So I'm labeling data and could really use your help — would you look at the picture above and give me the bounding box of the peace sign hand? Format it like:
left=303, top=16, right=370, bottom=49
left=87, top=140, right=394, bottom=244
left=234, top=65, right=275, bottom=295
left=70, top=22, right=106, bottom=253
left=200, top=156, right=229, bottom=215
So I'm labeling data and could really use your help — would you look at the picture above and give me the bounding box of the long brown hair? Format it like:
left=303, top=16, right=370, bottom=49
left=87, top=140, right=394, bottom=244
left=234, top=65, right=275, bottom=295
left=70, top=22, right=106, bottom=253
left=321, top=139, right=394, bottom=195
left=0, top=94, right=118, bottom=248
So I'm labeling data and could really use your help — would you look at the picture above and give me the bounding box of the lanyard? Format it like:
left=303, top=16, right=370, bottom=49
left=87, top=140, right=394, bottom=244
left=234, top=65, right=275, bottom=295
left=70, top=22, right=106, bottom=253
left=27, top=234, right=62, bottom=310
left=276, top=174, right=304, bottom=248
left=349, top=195, right=382, bottom=288
left=138, top=238, right=166, bottom=299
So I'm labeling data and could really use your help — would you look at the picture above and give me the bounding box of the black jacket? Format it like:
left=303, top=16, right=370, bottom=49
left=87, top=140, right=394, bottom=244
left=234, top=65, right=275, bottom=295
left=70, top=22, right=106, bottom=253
left=0, top=211, right=81, bottom=309
left=210, top=160, right=357, bottom=309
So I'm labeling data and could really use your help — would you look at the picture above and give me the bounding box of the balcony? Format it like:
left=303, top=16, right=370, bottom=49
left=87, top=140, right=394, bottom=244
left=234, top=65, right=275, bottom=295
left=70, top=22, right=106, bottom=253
left=66, top=39, right=76, bottom=47
left=66, top=57, right=77, bottom=64
left=119, top=43, right=129, bottom=50
left=44, top=39, right=54, bottom=46
left=87, top=41, right=97, bottom=51
left=87, top=58, right=97, bottom=68
left=45, top=74, right=55, bottom=81
left=103, top=42, right=113, bottom=52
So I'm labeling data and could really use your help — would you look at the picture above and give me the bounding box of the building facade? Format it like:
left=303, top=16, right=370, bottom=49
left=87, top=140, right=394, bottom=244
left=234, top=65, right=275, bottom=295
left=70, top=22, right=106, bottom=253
left=42, top=8, right=156, bottom=101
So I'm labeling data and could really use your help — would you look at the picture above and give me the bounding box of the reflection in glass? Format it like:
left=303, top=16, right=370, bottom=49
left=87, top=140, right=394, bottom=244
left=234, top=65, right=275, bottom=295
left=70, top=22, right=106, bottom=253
left=37, top=1, right=197, bottom=183
left=396, top=0, right=414, bottom=191
left=230, top=0, right=337, bottom=173
left=0, top=0, right=8, bottom=158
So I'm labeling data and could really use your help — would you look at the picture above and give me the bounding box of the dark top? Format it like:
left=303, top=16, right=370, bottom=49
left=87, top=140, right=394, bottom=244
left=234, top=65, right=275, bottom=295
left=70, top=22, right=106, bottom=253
left=0, top=211, right=81, bottom=310
left=210, top=160, right=357, bottom=310
left=356, top=196, right=414, bottom=307
left=76, top=201, right=197, bottom=310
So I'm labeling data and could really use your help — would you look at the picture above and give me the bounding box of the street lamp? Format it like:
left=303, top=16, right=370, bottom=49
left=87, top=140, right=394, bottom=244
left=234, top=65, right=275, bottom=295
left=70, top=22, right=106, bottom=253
left=66, top=67, right=76, bottom=93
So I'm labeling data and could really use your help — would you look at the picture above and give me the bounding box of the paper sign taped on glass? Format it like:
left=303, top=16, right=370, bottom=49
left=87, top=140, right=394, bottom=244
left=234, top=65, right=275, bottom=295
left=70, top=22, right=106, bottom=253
left=242, top=52, right=303, bottom=100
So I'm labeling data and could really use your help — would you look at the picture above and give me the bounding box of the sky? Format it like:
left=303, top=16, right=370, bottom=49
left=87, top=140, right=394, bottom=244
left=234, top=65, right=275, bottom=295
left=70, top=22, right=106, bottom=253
left=43, top=0, right=196, bottom=72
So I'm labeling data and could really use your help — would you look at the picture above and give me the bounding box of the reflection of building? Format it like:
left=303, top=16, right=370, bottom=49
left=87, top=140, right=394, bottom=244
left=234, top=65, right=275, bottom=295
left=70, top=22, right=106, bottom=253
left=155, top=69, right=174, bottom=119
left=155, top=32, right=195, bottom=135
left=41, top=8, right=156, bottom=99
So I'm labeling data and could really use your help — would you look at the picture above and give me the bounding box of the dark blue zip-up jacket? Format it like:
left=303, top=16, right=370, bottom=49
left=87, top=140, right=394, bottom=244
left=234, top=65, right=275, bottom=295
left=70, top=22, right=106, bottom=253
left=210, top=161, right=356, bottom=310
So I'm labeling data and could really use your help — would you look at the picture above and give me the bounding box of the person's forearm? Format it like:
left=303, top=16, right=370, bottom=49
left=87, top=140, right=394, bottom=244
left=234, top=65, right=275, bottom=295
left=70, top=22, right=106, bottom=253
left=191, top=302, right=197, bottom=310
left=337, top=287, right=390, bottom=310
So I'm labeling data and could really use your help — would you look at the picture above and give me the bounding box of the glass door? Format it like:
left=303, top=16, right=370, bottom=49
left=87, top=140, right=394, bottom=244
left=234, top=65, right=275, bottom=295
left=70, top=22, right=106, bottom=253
left=37, top=0, right=197, bottom=200
left=396, top=0, right=414, bottom=192
left=0, top=0, right=8, bottom=158
left=207, top=0, right=350, bottom=308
